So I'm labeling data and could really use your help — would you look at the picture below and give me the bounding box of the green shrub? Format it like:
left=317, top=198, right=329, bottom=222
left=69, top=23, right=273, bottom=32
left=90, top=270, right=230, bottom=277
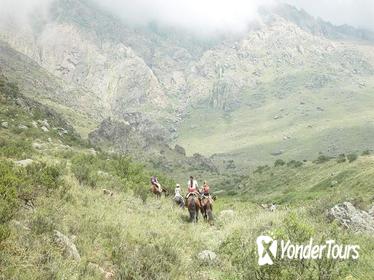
left=31, top=210, right=56, bottom=235
left=336, top=154, right=346, bottom=163
left=361, top=150, right=370, bottom=156
left=254, top=165, right=270, bottom=174
left=313, top=154, right=331, bottom=164
left=274, top=159, right=285, bottom=167
left=0, top=138, right=32, bottom=159
left=347, top=153, right=358, bottom=163
left=26, top=162, right=63, bottom=190
left=0, top=161, right=19, bottom=243
left=112, top=238, right=179, bottom=280
left=71, top=154, right=99, bottom=187
left=286, top=160, right=303, bottom=168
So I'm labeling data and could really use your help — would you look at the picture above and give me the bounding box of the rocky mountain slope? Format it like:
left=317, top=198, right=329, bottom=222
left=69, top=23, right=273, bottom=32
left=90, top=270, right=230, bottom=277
left=1, top=0, right=374, bottom=170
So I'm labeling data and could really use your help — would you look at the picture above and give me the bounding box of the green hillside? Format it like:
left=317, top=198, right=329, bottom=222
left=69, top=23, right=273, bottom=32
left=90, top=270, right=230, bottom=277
left=1, top=75, right=374, bottom=279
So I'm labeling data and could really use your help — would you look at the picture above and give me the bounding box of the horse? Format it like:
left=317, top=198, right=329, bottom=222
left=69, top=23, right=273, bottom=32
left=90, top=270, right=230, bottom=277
left=150, top=184, right=169, bottom=199
left=200, top=195, right=214, bottom=223
left=187, top=194, right=201, bottom=223
left=174, top=196, right=185, bottom=208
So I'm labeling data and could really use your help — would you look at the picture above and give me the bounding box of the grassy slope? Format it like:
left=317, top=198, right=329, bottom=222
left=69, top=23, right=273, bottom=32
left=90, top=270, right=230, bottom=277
left=177, top=41, right=374, bottom=169
left=1, top=76, right=374, bottom=279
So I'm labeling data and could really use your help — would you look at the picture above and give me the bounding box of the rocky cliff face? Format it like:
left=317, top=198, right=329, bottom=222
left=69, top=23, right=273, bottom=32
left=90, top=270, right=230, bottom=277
left=1, top=0, right=374, bottom=167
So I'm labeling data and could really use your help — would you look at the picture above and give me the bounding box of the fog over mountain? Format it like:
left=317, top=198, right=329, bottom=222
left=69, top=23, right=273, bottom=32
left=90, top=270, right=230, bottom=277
left=0, top=0, right=373, bottom=33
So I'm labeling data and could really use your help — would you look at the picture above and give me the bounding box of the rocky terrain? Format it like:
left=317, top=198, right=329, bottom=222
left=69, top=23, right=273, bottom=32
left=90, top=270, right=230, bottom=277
left=1, top=0, right=374, bottom=170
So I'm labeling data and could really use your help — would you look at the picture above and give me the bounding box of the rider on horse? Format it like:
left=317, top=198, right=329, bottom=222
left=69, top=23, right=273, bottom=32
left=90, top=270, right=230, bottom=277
left=186, top=176, right=199, bottom=199
left=174, top=184, right=184, bottom=207
left=151, top=175, right=162, bottom=193
left=201, top=181, right=213, bottom=204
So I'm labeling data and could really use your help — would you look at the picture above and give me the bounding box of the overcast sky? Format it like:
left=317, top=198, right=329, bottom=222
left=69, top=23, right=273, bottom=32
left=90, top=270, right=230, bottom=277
left=0, top=0, right=373, bottom=33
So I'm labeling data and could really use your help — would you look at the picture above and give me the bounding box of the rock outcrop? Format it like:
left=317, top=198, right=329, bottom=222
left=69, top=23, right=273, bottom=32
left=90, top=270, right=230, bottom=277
left=327, top=202, right=374, bottom=233
left=53, top=230, right=81, bottom=261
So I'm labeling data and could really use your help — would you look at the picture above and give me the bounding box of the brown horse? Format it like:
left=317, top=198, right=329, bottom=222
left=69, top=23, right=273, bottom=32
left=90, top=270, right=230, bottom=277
left=187, top=194, right=201, bottom=223
left=150, top=185, right=169, bottom=199
left=201, top=196, right=214, bottom=223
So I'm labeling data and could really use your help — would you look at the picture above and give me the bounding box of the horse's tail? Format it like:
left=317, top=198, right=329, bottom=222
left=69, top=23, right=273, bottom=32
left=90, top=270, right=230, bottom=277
left=189, top=197, right=196, bottom=222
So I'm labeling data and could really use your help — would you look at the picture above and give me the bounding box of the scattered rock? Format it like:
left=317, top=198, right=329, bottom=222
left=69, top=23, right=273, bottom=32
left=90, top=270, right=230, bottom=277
left=271, top=151, right=283, bottom=156
left=327, top=202, right=374, bottom=233
left=198, top=250, right=217, bottom=264
left=174, top=144, right=186, bottom=156
left=32, top=142, right=43, bottom=149
left=330, top=180, right=338, bottom=187
left=31, top=121, right=38, bottom=128
left=48, top=137, right=52, bottom=143
left=88, top=148, right=97, bottom=155
left=1, top=121, right=8, bottom=128
left=39, top=119, right=50, bottom=128
left=53, top=230, right=81, bottom=261
left=103, top=189, right=114, bottom=196
left=41, top=126, right=49, bottom=132
left=261, top=203, right=277, bottom=212
left=18, top=124, right=28, bottom=129
left=15, top=159, right=34, bottom=167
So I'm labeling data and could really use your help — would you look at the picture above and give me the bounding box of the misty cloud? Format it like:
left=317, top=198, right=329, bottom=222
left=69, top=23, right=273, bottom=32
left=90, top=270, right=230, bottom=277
left=0, top=0, right=373, bottom=33
left=285, top=0, right=374, bottom=31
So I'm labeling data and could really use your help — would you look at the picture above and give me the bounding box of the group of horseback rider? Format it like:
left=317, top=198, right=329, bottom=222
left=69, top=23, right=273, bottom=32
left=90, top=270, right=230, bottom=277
left=150, top=175, right=213, bottom=207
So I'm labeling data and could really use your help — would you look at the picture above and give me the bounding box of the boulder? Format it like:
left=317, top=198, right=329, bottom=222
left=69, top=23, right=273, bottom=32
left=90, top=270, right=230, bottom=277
left=198, top=250, right=217, bottom=264
left=1, top=121, right=8, bottom=128
left=31, top=121, right=38, bottom=128
left=327, top=202, right=374, bottom=233
left=15, top=159, right=34, bottom=167
left=174, top=144, right=186, bottom=156
left=18, top=124, right=28, bottom=129
left=53, top=230, right=81, bottom=261
left=369, top=205, right=374, bottom=218
left=41, top=126, right=49, bottom=132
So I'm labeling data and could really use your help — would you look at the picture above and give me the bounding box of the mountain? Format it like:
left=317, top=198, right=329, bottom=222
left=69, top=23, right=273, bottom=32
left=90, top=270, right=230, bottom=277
left=0, top=0, right=374, bottom=172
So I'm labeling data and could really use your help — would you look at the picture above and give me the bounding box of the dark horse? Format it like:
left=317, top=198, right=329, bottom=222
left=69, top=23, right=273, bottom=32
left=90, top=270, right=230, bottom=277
left=200, top=196, right=214, bottom=223
left=187, top=194, right=201, bottom=223
left=174, top=196, right=185, bottom=208
left=150, top=185, right=169, bottom=199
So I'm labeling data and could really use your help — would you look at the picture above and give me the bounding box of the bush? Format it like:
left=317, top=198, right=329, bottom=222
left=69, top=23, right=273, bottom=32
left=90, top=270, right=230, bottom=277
left=219, top=213, right=350, bottom=280
left=26, top=162, right=63, bottom=190
left=314, top=154, right=331, bottom=164
left=336, top=154, right=346, bottom=163
left=286, top=160, right=303, bottom=168
left=0, top=138, right=32, bottom=159
left=361, top=150, right=370, bottom=156
left=71, top=154, right=99, bottom=187
left=274, top=159, right=285, bottom=167
left=254, top=165, right=270, bottom=174
left=112, top=239, right=180, bottom=280
left=0, top=161, right=19, bottom=243
left=347, top=153, right=358, bottom=163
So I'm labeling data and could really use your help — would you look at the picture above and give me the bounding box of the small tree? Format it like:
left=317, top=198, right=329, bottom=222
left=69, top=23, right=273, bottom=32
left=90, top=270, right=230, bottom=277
left=347, top=153, right=358, bottom=163
left=274, top=159, right=285, bottom=167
